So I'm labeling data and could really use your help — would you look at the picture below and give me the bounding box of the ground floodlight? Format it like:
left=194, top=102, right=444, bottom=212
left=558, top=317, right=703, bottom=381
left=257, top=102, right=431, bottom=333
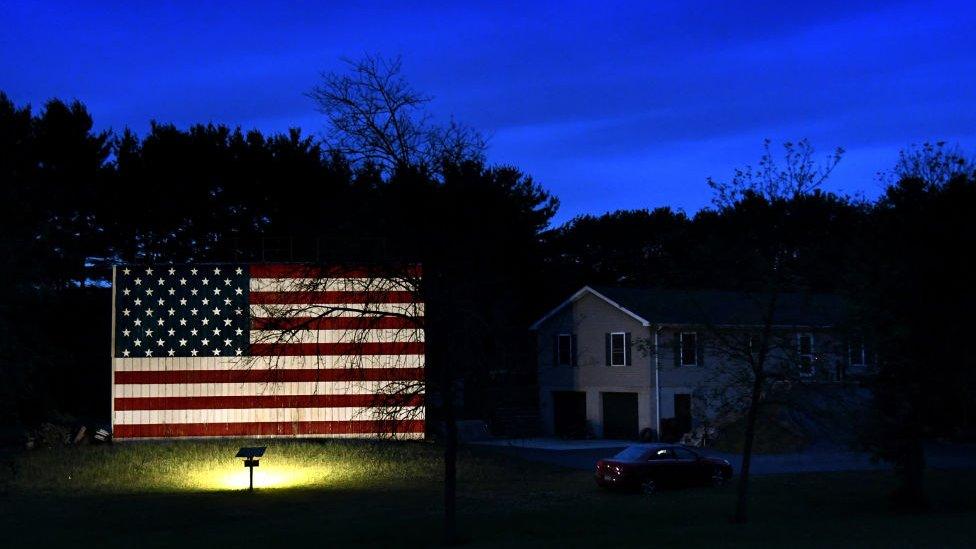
left=236, top=446, right=266, bottom=491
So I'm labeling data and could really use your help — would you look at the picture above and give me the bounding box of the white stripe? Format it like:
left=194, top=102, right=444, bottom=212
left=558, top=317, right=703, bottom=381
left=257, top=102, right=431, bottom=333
left=114, top=406, right=424, bottom=425
left=250, top=277, right=417, bottom=292
left=250, top=303, right=424, bottom=317
left=112, top=355, right=424, bottom=372
left=249, top=328, right=423, bottom=344
left=114, top=381, right=424, bottom=398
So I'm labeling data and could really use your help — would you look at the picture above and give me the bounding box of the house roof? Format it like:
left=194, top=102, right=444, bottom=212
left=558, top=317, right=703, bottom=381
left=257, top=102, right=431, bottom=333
left=530, top=285, right=847, bottom=329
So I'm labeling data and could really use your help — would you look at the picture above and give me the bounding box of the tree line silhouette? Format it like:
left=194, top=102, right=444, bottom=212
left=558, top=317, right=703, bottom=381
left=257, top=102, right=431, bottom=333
left=2, top=85, right=974, bottom=510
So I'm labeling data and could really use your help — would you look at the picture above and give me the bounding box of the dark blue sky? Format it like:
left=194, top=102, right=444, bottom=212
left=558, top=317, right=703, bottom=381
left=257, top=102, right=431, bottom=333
left=3, top=1, right=974, bottom=224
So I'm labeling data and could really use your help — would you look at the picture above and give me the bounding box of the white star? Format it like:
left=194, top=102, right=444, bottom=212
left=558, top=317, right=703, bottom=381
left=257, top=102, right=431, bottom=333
left=190, top=308, right=198, bottom=315
left=133, top=298, right=141, bottom=306
left=122, top=349, right=130, bottom=357
left=179, top=298, right=187, bottom=305
left=145, top=328, right=153, bottom=337
left=157, top=318, right=164, bottom=326
left=168, top=267, right=176, bottom=275
left=235, top=308, right=243, bottom=315
left=224, top=298, right=232, bottom=306
left=201, top=298, right=210, bottom=305
left=134, top=339, right=142, bottom=347
left=190, top=328, right=198, bottom=336
left=201, top=338, right=210, bottom=346
left=213, top=287, right=221, bottom=295
left=235, top=348, right=242, bottom=356
left=157, top=278, right=165, bottom=285
left=167, top=328, right=175, bottom=336
left=235, top=287, right=243, bottom=295
left=214, top=267, right=221, bottom=275
left=224, top=338, right=232, bottom=347
left=167, top=288, right=175, bottom=296
left=122, top=288, right=130, bottom=296
left=224, top=318, right=232, bottom=326
left=122, top=268, right=131, bottom=275
left=145, top=349, right=153, bottom=357
left=134, top=318, right=142, bottom=327
left=179, top=318, right=187, bottom=326
left=212, top=308, right=221, bottom=316
left=145, top=308, right=153, bottom=316
left=178, top=338, right=187, bottom=347
left=179, top=278, right=187, bottom=285
left=156, top=338, right=164, bottom=346
left=122, top=309, right=131, bottom=316
left=134, top=278, right=142, bottom=285
left=145, top=288, right=153, bottom=296
left=145, top=267, right=153, bottom=275
left=235, top=328, right=243, bottom=336
left=157, top=298, right=164, bottom=306
left=167, top=349, right=175, bottom=356
left=212, top=348, right=221, bottom=356
left=168, top=308, right=175, bottom=316
left=190, top=268, right=198, bottom=275
left=190, top=289, right=198, bottom=296
left=122, top=329, right=130, bottom=336
left=190, top=349, right=198, bottom=356
left=201, top=317, right=210, bottom=326
left=201, top=278, right=209, bottom=285
left=224, top=278, right=231, bottom=286
left=235, top=267, right=243, bottom=275
left=212, top=327, right=221, bottom=336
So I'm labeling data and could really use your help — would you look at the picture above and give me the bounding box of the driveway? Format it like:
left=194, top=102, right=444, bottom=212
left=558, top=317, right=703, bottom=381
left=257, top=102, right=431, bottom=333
left=471, top=439, right=976, bottom=475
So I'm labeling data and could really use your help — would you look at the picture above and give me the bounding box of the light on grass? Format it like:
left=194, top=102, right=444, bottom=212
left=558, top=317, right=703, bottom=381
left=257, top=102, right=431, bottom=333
left=236, top=446, right=266, bottom=491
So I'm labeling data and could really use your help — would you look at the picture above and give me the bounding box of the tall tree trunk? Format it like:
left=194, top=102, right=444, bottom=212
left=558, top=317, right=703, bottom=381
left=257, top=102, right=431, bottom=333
left=442, top=366, right=458, bottom=544
left=734, top=372, right=764, bottom=523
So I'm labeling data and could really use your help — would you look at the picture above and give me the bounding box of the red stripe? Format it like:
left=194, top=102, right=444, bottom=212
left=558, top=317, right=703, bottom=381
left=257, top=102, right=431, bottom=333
left=251, top=316, right=423, bottom=330
left=115, top=367, right=424, bottom=385
left=249, top=290, right=417, bottom=304
left=250, top=264, right=423, bottom=278
left=115, top=393, right=424, bottom=411
left=114, top=419, right=425, bottom=438
left=249, top=341, right=425, bottom=356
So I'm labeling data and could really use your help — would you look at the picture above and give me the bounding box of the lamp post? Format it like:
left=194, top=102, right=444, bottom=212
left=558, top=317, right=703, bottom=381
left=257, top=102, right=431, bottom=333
left=236, top=446, right=266, bottom=491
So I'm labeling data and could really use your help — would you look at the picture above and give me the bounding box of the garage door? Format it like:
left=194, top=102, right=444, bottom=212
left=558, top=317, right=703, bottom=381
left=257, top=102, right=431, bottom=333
left=602, top=392, right=638, bottom=439
left=552, top=391, right=587, bottom=438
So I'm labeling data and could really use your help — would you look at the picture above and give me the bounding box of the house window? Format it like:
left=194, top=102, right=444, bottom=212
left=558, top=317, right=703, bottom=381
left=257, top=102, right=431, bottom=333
left=610, top=332, right=626, bottom=366
left=557, top=334, right=573, bottom=366
left=797, top=333, right=814, bottom=376
left=849, top=335, right=866, bottom=366
left=680, top=332, right=698, bottom=366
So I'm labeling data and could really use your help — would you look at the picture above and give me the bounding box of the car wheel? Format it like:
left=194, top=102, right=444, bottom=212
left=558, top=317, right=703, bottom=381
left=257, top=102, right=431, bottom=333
left=711, top=468, right=727, bottom=488
left=640, top=479, right=657, bottom=495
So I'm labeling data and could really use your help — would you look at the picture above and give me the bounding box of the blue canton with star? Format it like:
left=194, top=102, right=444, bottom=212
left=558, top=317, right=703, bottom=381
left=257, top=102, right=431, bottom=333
left=114, top=265, right=250, bottom=358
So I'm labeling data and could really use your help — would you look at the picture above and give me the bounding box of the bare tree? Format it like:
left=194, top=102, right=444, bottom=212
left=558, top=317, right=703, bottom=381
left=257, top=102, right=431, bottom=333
left=701, top=139, right=846, bottom=523
left=307, top=54, right=486, bottom=175
left=707, top=139, right=844, bottom=208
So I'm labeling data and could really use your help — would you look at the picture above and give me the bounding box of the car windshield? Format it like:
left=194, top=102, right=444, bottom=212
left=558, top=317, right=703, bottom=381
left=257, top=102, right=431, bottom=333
left=613, top=446, right=651, bottom=461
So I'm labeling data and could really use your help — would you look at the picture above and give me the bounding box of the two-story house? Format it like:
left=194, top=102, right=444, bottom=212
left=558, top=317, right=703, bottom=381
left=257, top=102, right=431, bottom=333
left=531, top=286, right=869, bottom=440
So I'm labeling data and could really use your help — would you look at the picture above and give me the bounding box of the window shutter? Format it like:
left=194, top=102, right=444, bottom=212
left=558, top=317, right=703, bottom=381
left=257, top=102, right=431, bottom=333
left=673, top=332, right=681, bottom=367
left=605, top=333, right=611, bottom=366
left=625, top=332, right=632, bottom=365
left=696, top=333, right=705, bottom=367
left=571, top=334, right=578, bottom=367
left=552, top=334, right=559, bottom=366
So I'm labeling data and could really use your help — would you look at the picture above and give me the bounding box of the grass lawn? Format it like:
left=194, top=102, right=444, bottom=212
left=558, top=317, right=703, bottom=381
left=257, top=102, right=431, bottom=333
left=2, top=440, right=975, bottom=547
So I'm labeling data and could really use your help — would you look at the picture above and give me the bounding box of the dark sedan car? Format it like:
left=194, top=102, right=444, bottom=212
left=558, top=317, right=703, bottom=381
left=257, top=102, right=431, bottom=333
left=596, top=443, right=733, bottom=494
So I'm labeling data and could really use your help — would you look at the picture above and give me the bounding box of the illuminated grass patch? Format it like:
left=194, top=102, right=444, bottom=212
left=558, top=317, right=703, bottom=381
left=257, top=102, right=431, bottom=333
left=4, top=439, right=439, bottom=494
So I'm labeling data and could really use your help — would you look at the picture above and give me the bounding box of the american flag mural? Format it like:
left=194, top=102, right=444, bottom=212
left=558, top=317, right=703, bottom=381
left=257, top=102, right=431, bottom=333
left=111, top=264, right=425, bottom=439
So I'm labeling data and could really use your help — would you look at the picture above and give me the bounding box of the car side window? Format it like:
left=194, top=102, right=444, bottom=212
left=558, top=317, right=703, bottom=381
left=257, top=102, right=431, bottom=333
left=647, top=448, right=674, bottom=461
left=673, top=447, right=698, bottom=460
